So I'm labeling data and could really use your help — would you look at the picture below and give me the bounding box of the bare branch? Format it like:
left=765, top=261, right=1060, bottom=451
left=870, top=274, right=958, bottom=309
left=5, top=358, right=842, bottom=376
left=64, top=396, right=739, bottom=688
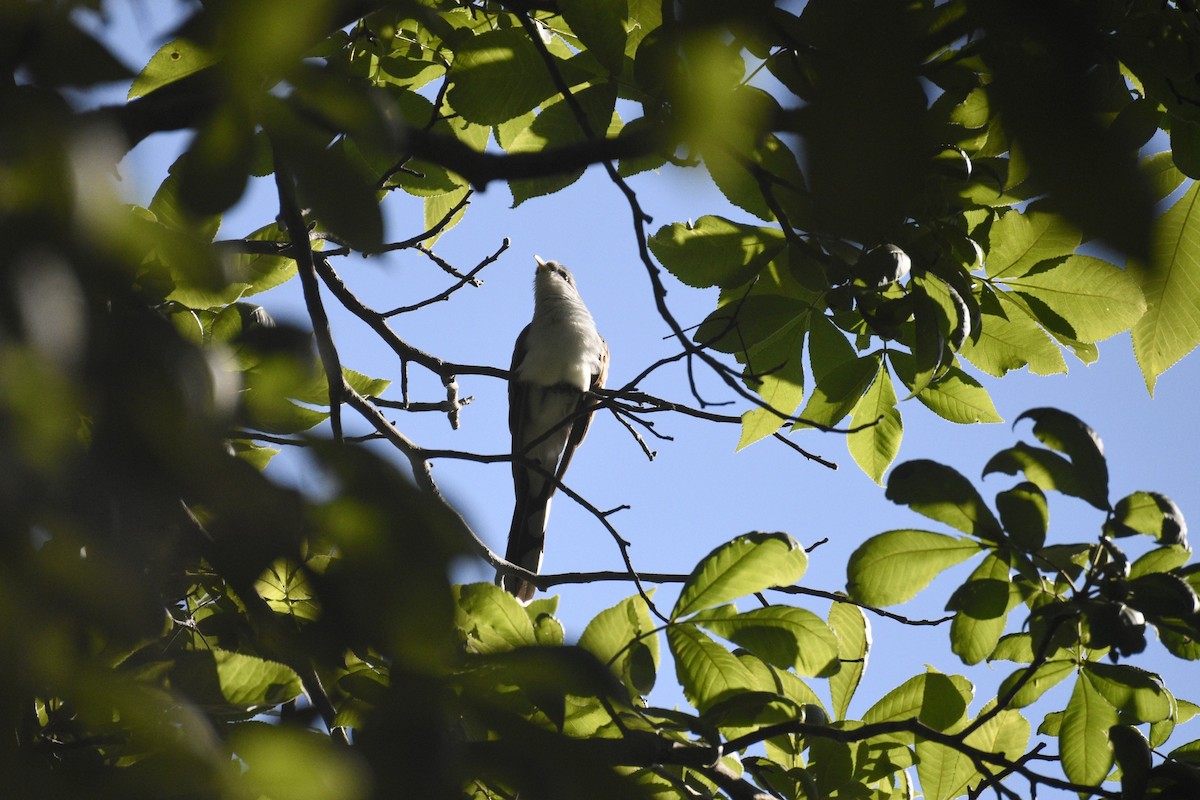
left=383, top=238, right=509, bottom=316
left=271, top=149, right=344, bottom=441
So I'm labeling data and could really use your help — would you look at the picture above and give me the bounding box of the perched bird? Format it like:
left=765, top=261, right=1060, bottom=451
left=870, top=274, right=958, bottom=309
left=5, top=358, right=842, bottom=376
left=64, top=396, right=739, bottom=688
left=502, top=257, right=608, bottom=601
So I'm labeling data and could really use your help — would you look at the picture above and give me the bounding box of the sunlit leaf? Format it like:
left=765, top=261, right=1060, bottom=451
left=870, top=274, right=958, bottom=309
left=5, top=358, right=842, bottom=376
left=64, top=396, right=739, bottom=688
left=862, top=670, right=971, bottom=734
left=1061, top=673, right=1118, bottom=786
left=578, top=592, right=659, bottom=696
left=1083, top=662, right=1172, bottom=724
left=828, top=601, right=870, bottom=721
left=847, top=530, right=982, bottom=606
left=455, top=583, right=539, bottom=653
left=559, top=0, right=630, bottom=73
left=1001, top=255, right=1146, bottom=344
left=984, top=207, right=1081, bottom=280
left=447, top=29, right=560, bottom=125
left=1131, top=182, right=1200, bottom=394
left=847, top=359, right=902, bottom=483
left=667, top=623, right=761, bottom=713
left=673, top=532, right=808, bottom=619
left=699, top=606, right=840, bottom=677
left=129, top=38, right=218, bottom=99
left=997, top=659, right=1075, bottom=707
left=794, top=352, right=881, bottom=429
left=649, top=216, right=786, bottom=289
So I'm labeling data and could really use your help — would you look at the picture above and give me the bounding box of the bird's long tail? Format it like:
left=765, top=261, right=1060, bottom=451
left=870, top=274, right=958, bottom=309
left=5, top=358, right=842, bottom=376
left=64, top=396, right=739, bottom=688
left=502, top=490, right=552, bottom=602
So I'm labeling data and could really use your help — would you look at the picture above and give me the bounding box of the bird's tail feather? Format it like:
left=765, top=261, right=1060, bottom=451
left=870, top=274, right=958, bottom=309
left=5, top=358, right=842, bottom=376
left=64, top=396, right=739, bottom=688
left=501, top=494, right=551, bottom=602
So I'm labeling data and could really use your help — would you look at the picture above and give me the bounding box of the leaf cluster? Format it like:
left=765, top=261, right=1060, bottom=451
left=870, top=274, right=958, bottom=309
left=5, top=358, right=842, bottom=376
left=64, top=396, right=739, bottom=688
left=4, top=2, right=1200, bottom=800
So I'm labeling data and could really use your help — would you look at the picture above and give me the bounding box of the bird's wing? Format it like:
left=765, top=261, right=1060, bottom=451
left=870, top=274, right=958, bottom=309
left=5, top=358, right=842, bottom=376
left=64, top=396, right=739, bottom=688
left=554, top=334, right=608, bottom=482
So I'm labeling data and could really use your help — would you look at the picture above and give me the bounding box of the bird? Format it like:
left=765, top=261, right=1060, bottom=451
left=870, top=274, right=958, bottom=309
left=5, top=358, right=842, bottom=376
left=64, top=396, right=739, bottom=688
left=502, top=256, right=608, bottom=602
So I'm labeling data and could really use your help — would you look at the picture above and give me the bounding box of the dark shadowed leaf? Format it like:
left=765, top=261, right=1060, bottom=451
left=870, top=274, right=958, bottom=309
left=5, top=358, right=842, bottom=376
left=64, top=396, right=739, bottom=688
left=995, top=482, right=1048, bottom=551
left=886, top=459, right=1002, bottom=540
left=1013, top=408, right=1109, bottom=509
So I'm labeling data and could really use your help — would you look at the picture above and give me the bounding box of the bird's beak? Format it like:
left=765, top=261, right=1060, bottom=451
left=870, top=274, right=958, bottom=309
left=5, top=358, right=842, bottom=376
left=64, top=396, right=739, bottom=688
left=534, top=255, right=547, bottom=271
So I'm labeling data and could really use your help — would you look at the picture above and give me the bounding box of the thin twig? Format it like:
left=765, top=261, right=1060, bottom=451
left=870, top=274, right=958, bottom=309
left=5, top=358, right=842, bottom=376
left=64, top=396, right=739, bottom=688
left=271, top=148, right=344, bottom=441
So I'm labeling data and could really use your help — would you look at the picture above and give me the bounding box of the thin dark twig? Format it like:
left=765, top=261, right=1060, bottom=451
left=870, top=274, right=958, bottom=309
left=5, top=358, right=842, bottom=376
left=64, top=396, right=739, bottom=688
left=271, top=149, right=344, bottom=442
left=383, top=238, right=509, bottom=316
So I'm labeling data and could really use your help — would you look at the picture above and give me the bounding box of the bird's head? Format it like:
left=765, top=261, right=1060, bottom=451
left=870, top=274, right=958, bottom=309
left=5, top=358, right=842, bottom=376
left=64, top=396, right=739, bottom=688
left=533, top=255, right=578, bottom=297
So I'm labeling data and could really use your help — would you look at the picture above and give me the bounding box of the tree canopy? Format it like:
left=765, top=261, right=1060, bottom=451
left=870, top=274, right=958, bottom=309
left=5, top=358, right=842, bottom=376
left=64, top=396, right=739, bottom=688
left=3, top=1, right=1200, bottom=799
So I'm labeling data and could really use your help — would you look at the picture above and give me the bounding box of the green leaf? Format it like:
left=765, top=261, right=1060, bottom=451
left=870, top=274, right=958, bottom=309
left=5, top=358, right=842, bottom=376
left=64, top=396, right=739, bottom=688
left=454, top=583, right=539, bottom=653
left=738, top=321, right=807, bottom=450
left=291, top=139, right=384, bottom=253
left=699, top=606, right=840, bottom=677
left=1131, top=181, right=1200, bottom=393
left=1014, top=408, right=1109, bottom=509
left=959, top=306, right=1067, bottom=377
left=242, top=396, right=329, bottom=435
left=169, top=650, right=303, bottom=715
left=176, top=101, right=255, bottom=217
left=129, top=38, right=218, bottom=99
left=983, top=442, right=1103, bottom=510
left=1127, top=572, right=1200, bottom=618
left=231, top=441, right=280, bottom=471
left=229, top=223, right=299, bottom=299
left=559, top=0, right=630, bottom=73
left=149, top=160, right=222, bottom=242
left=794, top=353, right=881, bottom=429
left=995, top=482, right=1048, bottom=551
left=1143, top=151, right=1188, bottom=202
left=948, top=554, right=1018, bottom=665
left=1000, top=255, right=1146, bottom=343
left=705, top=128, right=811, bottom=226
left=885, top=459, right=1003, bottom=540
left=672, top=534, right=811, bottom=623
left=508, top=83, right=619, bottom=205
left=649, top=216, right=786, bottom=289
left=889, top=353, right=1002, bottom=424
left=291, top=367, right=391, bottom=407
left=578, top=593, right=659, bottom=696
left=695, top=295, right=807, bottom=355
left=1130, top=546, right=1192, bottom=579
left=673, top=532, right=808, bottom=620
left=667, top=623, right=761, bottom=713
left=863, top=671, right=971, bottom=734
left=917, top=705, right=1030, bottom=800
left=446, top=29, right=560, bottom=125
left=997, top=659, right=1075, bottom=707
left=985, top=207, right=1081, bottom=280
left=1108, top=491, right=1188, bottom=546
left=846, top=530, right=982, bottom=606
left=847, top=360, right=902, bottom=484
left=229, top=723, right=369, bottom=800
left=990, top=632, right=1034, bottom=663
left=255, top=558, right=320, bottom=622
left=1060, top=672, right=1119, bottom=787
left=1083, top=663, right=1172, bottom=723
left=424, top=186, right=471, bottom=244
left=828, top=601, right=870, bottom=721
left=1110, top=725, right=1153, bottom=800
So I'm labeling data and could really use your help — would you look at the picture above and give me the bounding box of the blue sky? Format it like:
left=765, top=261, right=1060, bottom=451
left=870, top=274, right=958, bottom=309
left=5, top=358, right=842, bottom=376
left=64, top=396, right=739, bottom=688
left=94, top=1, right=1200, bottom=795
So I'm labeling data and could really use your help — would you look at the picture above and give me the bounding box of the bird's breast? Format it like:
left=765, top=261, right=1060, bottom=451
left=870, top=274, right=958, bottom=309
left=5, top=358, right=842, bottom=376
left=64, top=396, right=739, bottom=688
left=517, top=318, right=603, bottom=392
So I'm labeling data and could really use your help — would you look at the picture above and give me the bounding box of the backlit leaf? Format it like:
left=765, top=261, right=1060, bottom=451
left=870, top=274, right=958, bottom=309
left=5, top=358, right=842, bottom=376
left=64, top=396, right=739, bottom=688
left=1131, top=182, right=1200, bottom=393
left=847, top=530, right=982, bottom=606
left=673, top=532, right=808, bottom=619
left=1061, top=673, right=1118, bottom=786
